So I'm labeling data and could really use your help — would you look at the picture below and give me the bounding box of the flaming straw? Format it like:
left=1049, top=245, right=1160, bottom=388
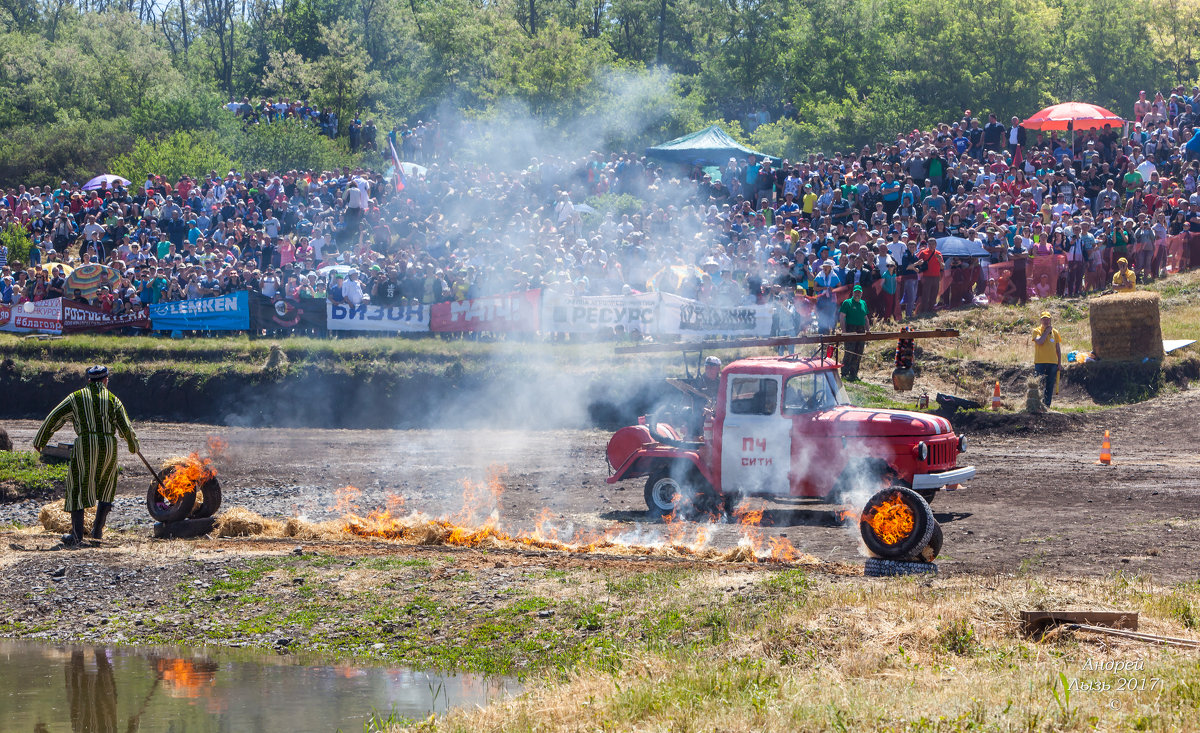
left=337, top=468, right=818, bottom=566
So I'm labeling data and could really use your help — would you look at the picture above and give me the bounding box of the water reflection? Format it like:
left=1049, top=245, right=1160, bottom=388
left=2, top=640, right=517, bottom=732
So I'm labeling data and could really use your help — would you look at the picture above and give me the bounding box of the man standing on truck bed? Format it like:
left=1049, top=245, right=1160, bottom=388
left=838, top=285, right=871, bottom=381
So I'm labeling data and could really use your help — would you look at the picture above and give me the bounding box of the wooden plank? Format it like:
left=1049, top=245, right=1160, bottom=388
left=1019, top=610, right=1138, bottom=639
left=615, top=329, right=960, bottom=355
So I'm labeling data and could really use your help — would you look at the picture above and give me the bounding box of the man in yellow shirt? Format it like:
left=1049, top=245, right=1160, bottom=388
left=1032, top=311, right=1062, bottom=407
left=1112, top=257, right=1136, bottom=292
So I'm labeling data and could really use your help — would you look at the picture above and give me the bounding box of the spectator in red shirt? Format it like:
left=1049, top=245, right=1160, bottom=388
left=917, top=239, right=944, bottom=314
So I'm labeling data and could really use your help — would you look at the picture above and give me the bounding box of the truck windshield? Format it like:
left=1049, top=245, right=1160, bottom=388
left=782, top=371, right=849, bottom=413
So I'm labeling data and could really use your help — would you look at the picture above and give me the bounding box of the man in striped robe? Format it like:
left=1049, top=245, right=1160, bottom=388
left=32, top=366, right=140, bottom=545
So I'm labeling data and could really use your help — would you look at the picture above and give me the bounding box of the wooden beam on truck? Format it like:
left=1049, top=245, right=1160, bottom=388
left=614, top=329, right=960, bottom=355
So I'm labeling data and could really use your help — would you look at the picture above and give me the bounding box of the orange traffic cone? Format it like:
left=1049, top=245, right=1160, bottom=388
left=1098, top=430, right=1112, bottom=465
left=991, top=381, right=1002, bottom=411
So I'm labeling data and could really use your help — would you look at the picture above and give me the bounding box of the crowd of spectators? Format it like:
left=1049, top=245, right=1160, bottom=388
left=3, top=87, right=1200, bottom=335
left=226, top=97, right=442, bottom=157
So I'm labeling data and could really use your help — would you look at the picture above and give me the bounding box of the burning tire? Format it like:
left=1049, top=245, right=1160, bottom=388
left=863, top=558, right=938, bottom=577
left=146, top=482, right=196, bottom=523
left=858, top=486, right=935, bottom=561
left=917, top=522, right=943, bottom=562
left=189, top=476, right=222, bottom=519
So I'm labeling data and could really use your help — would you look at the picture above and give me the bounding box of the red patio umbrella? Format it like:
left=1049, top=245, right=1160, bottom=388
left=1022, top=102, right=1124, bottom=131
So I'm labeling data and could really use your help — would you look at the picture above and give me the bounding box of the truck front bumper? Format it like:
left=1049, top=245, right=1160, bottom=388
left=912, top=465, right=976, bottom=491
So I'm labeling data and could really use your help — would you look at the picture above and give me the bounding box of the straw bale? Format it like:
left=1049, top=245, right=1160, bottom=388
left=1089, top=292, right=1164, bottom=360
left=214, top=507, right=285, bottom=537
left=1025, top=378, right=1045, bottom=413
left=38, top=502, right=95, bottom=533
left=283, top=517, right=343, bottom=540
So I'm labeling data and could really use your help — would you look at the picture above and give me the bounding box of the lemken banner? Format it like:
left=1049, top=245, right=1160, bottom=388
left=149, top=292, right=250, bottom=331
left=327, top=301, right=430, bottom=332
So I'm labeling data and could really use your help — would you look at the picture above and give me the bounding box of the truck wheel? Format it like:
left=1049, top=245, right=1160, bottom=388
left=859, top=486, right=935, bottom=561
left=644, top=468, right=715, bottom=519
left=916, top=489, right=937, bottom=504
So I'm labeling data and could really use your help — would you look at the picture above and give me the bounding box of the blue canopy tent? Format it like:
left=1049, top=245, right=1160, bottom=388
left=645, top=126, right=780, bottom=166
left=936, top=236, right=990, bottom=260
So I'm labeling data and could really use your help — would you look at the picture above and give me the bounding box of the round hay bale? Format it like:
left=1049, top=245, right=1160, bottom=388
left=38, top=502, right=95, bottom=534
left=1089, top=292, right=1164, bottom=361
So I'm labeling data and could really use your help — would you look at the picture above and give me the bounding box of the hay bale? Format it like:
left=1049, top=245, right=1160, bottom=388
left=38, top=503, right=95, bottom=534
left=0, top=427, right=12, bottom=451
left=214, top=507, right=285, bottom=537
left=1089, top=292, right=1164, bottom=360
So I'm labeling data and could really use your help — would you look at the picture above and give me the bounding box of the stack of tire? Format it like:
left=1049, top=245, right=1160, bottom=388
left=859, top=486, right=942, bottom=577
left=146, top=463, right=222, bottom=539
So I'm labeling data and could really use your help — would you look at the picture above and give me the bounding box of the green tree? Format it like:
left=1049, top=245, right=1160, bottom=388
left=110, top=130, right=236, bottom=186
left=226, top=117, right=357, bottom=172
left=0, top=222, right=33, bottom=268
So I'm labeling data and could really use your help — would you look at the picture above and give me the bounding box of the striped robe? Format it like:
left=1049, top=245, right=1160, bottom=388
left=32, top=383, right=139, bottom=511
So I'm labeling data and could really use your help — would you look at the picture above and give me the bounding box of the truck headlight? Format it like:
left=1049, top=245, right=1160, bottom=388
left=916, top=441, right=929, bottom=461
left=958, top=435, right=967, bottom=452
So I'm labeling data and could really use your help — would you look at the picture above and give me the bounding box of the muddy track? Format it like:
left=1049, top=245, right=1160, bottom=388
left=4, top=385, right=1200, bottom=581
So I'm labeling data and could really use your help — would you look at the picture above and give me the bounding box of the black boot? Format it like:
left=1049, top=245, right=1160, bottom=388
left=61, top=509, right=85, bottom=546
left=92, top=502, right=113, bottom=540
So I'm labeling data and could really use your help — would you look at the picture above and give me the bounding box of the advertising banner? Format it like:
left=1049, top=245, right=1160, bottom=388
left=149, top=291, right=250, bottom=331
left=249, top=293, right=327, bottom=333
left=541, top=292, right=660, bottom=334
left=658, top=294, right=773, bottom=339
left=62, top=300, right=151, bottom=333
left=0, top=305, right=9, bottom=328
left=327, top=301, right=430, bottom=332
left=430, top=290, right=541, bottom=333
left=0, top=298, right=63, bottom=334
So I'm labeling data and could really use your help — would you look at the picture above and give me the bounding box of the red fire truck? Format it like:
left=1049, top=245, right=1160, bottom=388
left=605, top=332, right=976, bottom=516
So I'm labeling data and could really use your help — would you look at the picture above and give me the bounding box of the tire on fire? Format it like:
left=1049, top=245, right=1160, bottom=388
left=644, top=463, right=716, bottom=518
left=858, top=486, right=935, bottom=561
left=189, top=475, right=222, bottom=519
left=146, top=480, right=197, bottom=523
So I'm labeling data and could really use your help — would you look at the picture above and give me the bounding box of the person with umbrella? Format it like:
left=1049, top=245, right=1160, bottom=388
left=31, top=366, right=140, bottom=546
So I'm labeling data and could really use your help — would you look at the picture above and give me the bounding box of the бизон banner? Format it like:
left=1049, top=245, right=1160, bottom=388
left=327, top=301, right=430, bottom=332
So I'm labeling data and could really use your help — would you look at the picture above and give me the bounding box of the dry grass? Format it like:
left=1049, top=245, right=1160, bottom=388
left=412, top=572, right=1200, bottom=733
left=37, top=502, right=95, bottom=533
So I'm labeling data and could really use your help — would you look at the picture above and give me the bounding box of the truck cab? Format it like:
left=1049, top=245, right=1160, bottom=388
left=606, top=354, right=976, bottom=515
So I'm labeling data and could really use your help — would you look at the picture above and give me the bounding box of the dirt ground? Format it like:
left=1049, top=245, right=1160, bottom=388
left=4, top=383, right=1200, bottom=581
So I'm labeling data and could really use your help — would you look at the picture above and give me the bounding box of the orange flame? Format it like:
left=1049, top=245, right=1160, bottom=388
left=155, top=658, right=217, bottom=699
left=862, top=491, right=915, bottom=546
left=337, top=465, right=824, bottom=566
left=157, top=453, right=216, bottom=504
left=205, top=435, right=228, bottom=460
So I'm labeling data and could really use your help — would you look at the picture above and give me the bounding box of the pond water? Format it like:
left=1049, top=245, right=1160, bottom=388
left=0, top=639, right=518, bottom=732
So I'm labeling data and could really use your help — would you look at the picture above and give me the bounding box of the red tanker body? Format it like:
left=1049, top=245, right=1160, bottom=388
left=606, top=353, right=975, bottom=516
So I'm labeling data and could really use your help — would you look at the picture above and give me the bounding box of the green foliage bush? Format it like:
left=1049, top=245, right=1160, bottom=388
left=0, top=117, right=135, bottom=187
left=585, top=193, right=646, bottom=219
left=0, top=223, right=33, bottom=268
left=110, top=130, right=237, bottom=187
left=227, top=119, right=359, bottom=173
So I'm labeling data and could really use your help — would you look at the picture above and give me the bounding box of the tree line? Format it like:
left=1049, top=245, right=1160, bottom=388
left=0, top=0, right=1198, bottom=185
